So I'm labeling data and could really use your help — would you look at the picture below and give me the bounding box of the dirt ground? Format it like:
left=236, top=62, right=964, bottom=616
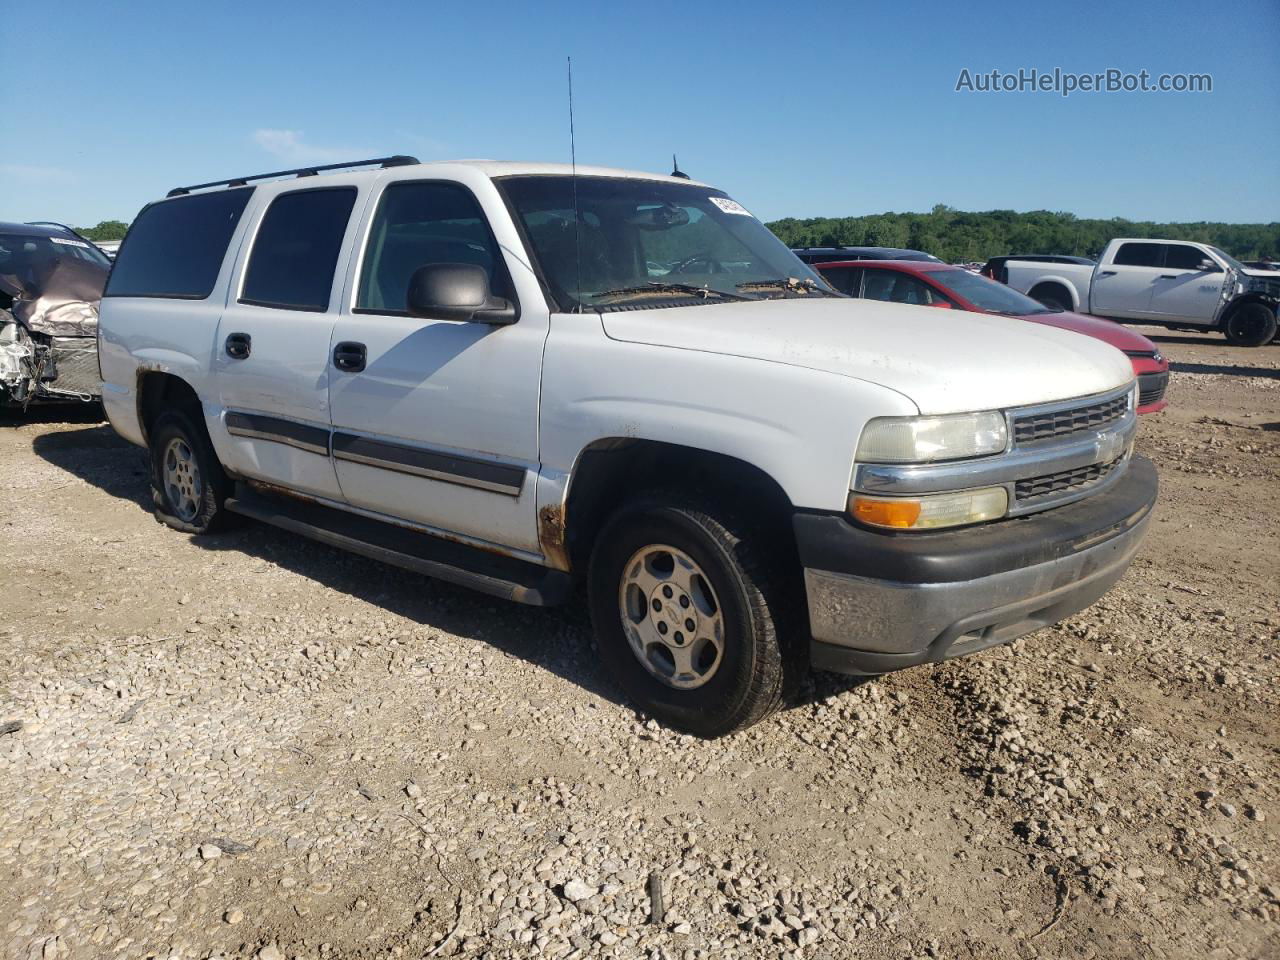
left=1, top=328, right=1277, bottom=960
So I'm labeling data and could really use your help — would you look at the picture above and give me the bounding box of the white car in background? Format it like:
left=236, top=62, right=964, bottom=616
left=1002, top=239, right=1280, bottom=346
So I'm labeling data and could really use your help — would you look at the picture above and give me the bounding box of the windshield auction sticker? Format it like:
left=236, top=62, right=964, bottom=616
left=710, top=197, right=753, bottom=217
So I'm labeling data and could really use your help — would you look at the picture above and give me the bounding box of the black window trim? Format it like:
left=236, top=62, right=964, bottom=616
left=350, top=178, right=519, bottom=320
left=237, top=185, right=359, bottom=314
left=102, top=187, right=255, bottom=301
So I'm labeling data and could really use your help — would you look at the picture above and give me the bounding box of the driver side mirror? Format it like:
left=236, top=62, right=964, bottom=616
left=407, top=263, right=517, bottom=325
left=1198, top=259, right=1220, bottom=272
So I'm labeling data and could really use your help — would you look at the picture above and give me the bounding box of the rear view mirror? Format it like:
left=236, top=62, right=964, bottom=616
left=407, top=263, right=517, bottom=325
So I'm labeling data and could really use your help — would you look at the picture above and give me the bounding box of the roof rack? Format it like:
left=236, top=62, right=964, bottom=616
left=166, top=155, right=420, bottom=198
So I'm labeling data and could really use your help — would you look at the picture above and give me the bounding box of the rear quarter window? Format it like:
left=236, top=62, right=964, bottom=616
left=105, top=188, right=253, bottom=299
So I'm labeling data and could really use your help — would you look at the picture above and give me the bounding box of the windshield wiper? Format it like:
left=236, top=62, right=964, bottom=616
left=590, top=282, right=751, bottom=303
left=735, top=277, right=839, bottom=297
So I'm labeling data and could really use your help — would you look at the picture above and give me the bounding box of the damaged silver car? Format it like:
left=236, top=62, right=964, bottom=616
left=0, top=221, right=109, bottom=407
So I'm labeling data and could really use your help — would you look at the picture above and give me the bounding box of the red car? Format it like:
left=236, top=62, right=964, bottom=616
left=817, top=260, right=1169, bottom=413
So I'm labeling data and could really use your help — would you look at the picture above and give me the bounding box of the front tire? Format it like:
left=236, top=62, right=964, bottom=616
left=148, top=409, right=233, bottom=534
left=588, top=495, right=797, bottom=737
left=1222, top=303, right=1278, bottom=347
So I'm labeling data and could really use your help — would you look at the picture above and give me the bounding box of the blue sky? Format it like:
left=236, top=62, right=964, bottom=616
left=3, top=0, right=1277, bottom=227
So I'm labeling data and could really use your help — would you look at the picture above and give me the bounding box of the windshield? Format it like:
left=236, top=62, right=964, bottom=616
left=926, top=268, right=1060, bottom=316
left=0, top=232, right=111, bottom=297
left=498, top=176, right=831, bottom=310
left=1207, top=245, right=1247, bottom=272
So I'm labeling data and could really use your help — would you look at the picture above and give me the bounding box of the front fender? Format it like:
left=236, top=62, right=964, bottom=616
left=539, top=316, right=919, bottom=515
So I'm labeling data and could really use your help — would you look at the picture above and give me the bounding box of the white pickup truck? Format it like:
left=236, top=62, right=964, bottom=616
left=98, top=157, right=1157, bottom=735
left=1003, top=239, right=1280, bottom=346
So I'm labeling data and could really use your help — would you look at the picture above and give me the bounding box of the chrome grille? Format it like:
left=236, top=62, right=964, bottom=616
left=1015, top=456, right=1122, bottom=503
left=1012, top=394, right=1127, bottom=444
left=1137, top=371, right=1168, bottom=408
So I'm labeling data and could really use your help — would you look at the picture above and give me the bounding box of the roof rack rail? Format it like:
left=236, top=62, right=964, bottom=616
left=166, top=155, right=419, bottom=198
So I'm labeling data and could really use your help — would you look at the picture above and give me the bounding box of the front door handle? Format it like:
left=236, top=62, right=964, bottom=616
left=1158, top=274, right=1177, bottom=279
left=225, top=332, right=251, bottom=359
left=333, top=341, right=367, bottom=373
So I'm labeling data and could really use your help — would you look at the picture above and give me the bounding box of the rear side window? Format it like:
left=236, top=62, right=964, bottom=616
left=1113, top=242, right=1163, bottom=267
left=356, top=181, right=509, bottom=314
left=861, top=269, right=948, bottom=305
left=105, top=189, right=253, bottom=299
left=821, top=266, right=862, bottom=295
left=241, top=188, right=357, bottom=311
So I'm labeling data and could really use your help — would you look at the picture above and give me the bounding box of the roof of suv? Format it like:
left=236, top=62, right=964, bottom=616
left=161, top=159, right=710, bottom=202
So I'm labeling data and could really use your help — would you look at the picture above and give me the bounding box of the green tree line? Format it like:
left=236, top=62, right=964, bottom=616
left=766, top=205, right=1280, bottom=263
left=75, top=220, right=130, bottom=241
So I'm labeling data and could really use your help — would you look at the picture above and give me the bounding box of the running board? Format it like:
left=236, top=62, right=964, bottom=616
left=224, top=484, right=571, bottom=606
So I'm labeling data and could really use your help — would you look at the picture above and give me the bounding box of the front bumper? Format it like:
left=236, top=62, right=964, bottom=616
left=797, top=455, right=1157, bottom=675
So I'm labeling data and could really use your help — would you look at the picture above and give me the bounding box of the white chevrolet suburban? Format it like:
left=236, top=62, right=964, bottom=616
left=98, top=157, right=1158, bottom=735
left=1002, top=239, right=1280, bottom=346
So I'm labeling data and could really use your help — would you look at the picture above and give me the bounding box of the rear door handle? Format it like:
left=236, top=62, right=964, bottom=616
left=1158, top=274, right=1177, bottom=279
left=1098, top=270, right=1117, bottom=277
left=333, top=341, right=367, bottom=373
left=225, top=332, right=251, bottom=359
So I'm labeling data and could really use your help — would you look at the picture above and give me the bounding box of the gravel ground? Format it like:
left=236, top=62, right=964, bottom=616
left=1, top=328, right=1277, bottom=960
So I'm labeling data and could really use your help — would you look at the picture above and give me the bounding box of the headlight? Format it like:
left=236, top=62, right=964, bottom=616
left=850, top=487, right=1009, bottom=530
left=1129, top=382, right=1139, bottom=410
left=856, top=412, right=1007, bottom=463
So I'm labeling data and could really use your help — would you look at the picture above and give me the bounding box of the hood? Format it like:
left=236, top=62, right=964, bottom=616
left=1022, top=309, right=1160, bottom=355
left=1241, top=267, right=1280, bottom=280
left=599, top=298, right=1134, bottom=415
left=0, top=254, right=106, bottom=337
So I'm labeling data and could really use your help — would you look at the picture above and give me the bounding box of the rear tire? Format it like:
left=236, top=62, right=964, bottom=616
left=1030, top=284, right=1071, bottom=312
left=148, top=409, right=233, bottom=534
left=1222, top=303, right=1278, bottom=347
left=587, top=494, right=799, bottom=737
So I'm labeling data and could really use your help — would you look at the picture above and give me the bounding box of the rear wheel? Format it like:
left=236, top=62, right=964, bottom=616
left=148, top=409, right=233, bottom=533
left=1222, top=302, right=1278, bottom=347
left=588, top=494, right=798, bottom=737
left=1030, top=284, right=1071, bottom=312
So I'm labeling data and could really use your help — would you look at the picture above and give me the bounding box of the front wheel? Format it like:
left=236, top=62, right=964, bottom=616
left=1222, top=303, right=1278, bottom=347
left=148, top=409, right=233, bottom=533
left=587, top=495, right=798, bottom=737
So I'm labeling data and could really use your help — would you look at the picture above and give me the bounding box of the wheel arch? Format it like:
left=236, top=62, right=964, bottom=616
left=1218, top=293, right=1279, bottom=328
left=545, top=438, right=798, bottom=576
left=1028, top=279, right=1079, bottom=311
left=136, top=369, right=203, bottom=446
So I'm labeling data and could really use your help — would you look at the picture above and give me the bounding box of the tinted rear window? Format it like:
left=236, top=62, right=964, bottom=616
left=241, top=188, right=357, bottom=311
left=1113, top=242, right=1162, bottom=268
left=106, top=189, right=253, bottom=299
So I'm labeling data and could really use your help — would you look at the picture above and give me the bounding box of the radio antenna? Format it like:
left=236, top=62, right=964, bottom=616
left=567, top=56, right=583, bottom=313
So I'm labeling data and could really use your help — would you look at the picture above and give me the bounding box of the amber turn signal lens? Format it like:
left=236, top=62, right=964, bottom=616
left=850, top=497, right=922, bottom=529
left=849, top=487, right=1009, bottom=531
